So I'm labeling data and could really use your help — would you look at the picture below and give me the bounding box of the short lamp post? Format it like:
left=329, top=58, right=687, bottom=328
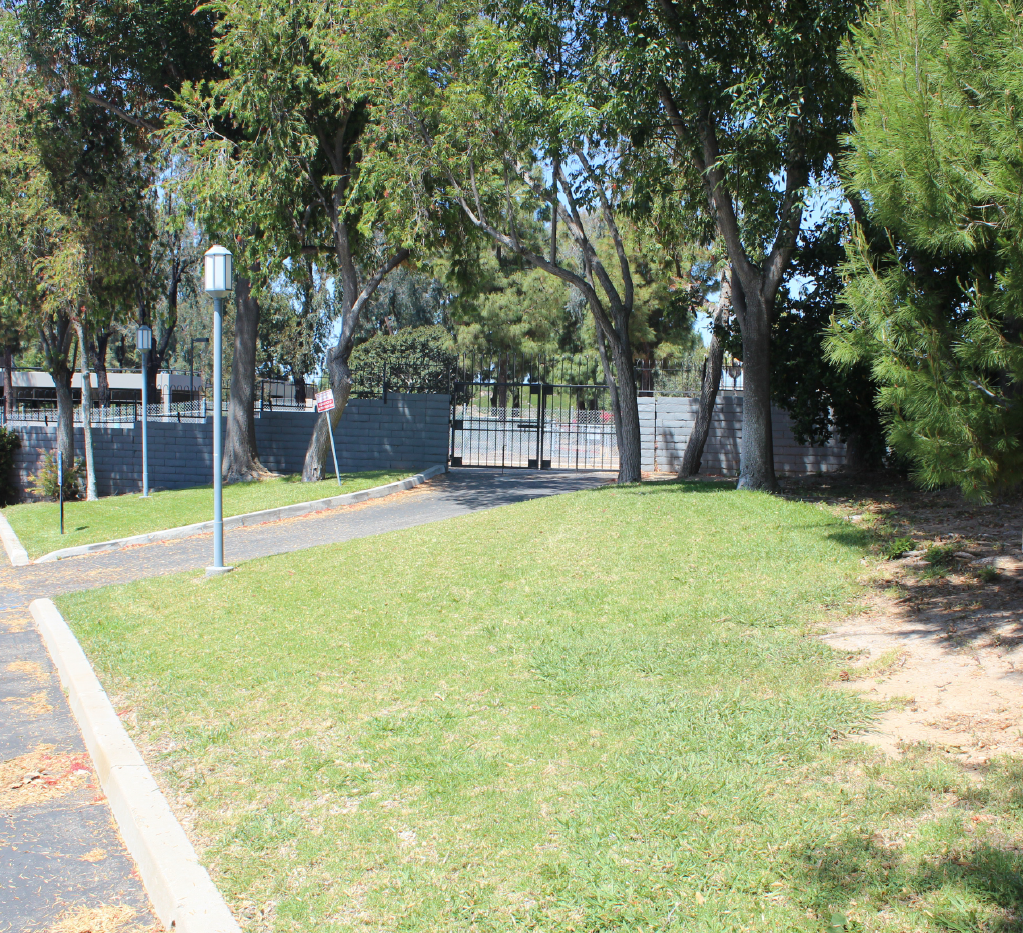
left=136, top=324, right=152, bottom=498
left=204, top=245, right=233, bottom=575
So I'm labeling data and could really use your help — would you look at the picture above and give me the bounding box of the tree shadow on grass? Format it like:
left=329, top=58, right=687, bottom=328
left=793, top=833, right=1023, bottom=930
left=589, top=477, right=736, bottom=495
left=791, top=761, right=1023, bottom=930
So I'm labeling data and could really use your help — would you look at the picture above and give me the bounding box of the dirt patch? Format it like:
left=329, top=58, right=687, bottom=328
left=45, top=904, right=156, bottom=933
left=0, top=745, right=94, bottom=809
left=787, top=476, right=1023, bottom=772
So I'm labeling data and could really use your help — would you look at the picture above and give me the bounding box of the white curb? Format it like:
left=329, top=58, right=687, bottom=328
left=30, top=598, right=241, bottom=933
left=29, top=464, right=446, bottom=564
left=0, top=512, right=30, bottom=566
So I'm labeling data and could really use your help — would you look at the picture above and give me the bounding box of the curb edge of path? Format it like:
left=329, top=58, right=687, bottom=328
left=30, top=597, right=241, bottom=933
left=12, top=464, right=446, bottom=565
left=0, top=513, right=30, bottom=566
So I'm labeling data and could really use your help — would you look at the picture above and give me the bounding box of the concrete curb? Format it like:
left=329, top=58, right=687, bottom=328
left=31, top=464, right=446, bottom=564
left=30, top=598, right=241, bottom=933
left=0, top=512, right=30, bottom=566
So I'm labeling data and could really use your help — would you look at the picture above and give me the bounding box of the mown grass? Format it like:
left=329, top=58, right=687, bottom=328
left=4, top=470, right=411, bottom=558
left=57, top=481, right=1023, bottom=932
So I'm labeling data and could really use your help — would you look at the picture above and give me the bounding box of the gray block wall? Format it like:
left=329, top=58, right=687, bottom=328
left=638, top=394, right=846, bottom=475
left=9, top=393, right=450, bottom=499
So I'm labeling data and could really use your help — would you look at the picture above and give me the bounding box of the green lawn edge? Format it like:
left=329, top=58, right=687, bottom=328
left=4, top=469, right=416, bottom=559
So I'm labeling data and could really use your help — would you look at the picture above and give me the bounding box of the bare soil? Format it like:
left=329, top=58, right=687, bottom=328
left=782, top=474, right=1023, bottom=773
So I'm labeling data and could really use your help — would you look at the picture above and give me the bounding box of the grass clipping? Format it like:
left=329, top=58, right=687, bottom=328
left=0, top=745, right=91, bottom=809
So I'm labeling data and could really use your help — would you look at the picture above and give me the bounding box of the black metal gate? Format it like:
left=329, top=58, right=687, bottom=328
left=449, top=355, right=618, bottom=470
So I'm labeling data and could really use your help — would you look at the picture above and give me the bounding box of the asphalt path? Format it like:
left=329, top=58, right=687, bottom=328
left=0, top=467, right=613, bottom=931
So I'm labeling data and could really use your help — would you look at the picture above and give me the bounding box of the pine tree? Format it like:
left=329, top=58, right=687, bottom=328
left=831, top=0, right=1023, bottom=498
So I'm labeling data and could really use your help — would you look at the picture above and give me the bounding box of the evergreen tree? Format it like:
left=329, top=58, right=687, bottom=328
left=831, top=0, right=1023, bottom=498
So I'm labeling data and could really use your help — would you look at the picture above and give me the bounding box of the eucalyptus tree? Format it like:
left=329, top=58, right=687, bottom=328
left=172, top=0, right=456, bottom=481
left=620, top=0, right=861, bottom=490
left=0, top=14, right=100, bottom=476
left=391, top=0, right=653, bottom=482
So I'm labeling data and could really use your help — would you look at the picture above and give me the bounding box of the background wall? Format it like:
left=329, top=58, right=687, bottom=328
left=9, top=393, right=451, bottom=499
left=638, top=394, right=846, bottom=475
left=7, top=390, right=848, bottom=500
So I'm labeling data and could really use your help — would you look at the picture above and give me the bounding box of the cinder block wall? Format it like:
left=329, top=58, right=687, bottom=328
left=638, top=394, right=846, bottom=475
left=8, top=393, right=450, bottom=499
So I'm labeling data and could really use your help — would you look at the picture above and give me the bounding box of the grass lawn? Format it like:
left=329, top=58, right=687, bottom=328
left=57, top=481, right=1023, bottom=932
left=4, top=470, right=412, bottom=559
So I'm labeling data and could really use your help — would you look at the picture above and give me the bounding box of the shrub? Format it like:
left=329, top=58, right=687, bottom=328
left=30, top=452, right=83, bottom=501
left=976, top=565, right=1000, bottom=584
left=0, top=426, right=20, bottom=506
left=881, top=536, right=916, bottom=560
left=923, top=544, right=958, bottom=568
left=350, top=325, right=458, bottom=397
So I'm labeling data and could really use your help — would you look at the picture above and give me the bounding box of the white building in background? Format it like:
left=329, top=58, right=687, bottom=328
left=5, top=370, right=315, bottom=412
left=9, top=370, right=203, bottom=410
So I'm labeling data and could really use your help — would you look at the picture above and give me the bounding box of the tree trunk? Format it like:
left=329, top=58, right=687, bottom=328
left=2, top=346, right=12, bottom=421
left=302, top=345, right=351, bottom=481
left=74, top=320, right=98, bottom=500
left=53, top=365, right=75, bottom=481
left=293, top=374, right=307, bottom=407
left=90, top=332, right=111, bottom=407
left=595, top=325, right=623, bottom=461
left=497, top=355, right=508, bottom=416
left=223, top=275, right=267, bottom=482
left=604, top=321, right=642, bottom=484
left=679, top=268, right=731, bottom=478
left=734, top=283, right=778, bottom=491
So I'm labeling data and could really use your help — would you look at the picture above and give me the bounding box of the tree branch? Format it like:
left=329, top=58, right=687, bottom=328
left=574, top=147, right=633, bottom=311
left=762, top=146, right=808, bottom=302
left=658, top=82, right=758, bottom=289
left=81, top=92, right=162, bottom=133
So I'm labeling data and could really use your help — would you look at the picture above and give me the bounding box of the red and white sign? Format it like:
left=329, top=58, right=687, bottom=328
left=315, top=390, right=336, bottom=413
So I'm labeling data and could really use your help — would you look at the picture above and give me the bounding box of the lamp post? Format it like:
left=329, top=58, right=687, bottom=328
left=204, top=245, right=233, bottom=575
left=190, top=336, right=209, bottom=410
left=136, top=324, right=152, bottom=497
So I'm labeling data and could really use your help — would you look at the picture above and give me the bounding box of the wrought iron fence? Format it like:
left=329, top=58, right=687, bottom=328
left=634, top=360, right=743, bottom=396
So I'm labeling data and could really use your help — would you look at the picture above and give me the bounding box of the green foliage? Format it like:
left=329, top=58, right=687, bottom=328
left=881, top=536, right=916, bottom=560
left=349, top=325, right=457, bottom=396
left=924, top=544, right=957, bottom=568
left=831, top=0, right=1023, bottom=499
left=0, top=425, right=21, bottom=506
left=771, top=216, right=886, bottom=462
left=357, top=267, right=450, bottom=342
left=976, top=565, right=1000, bottom=584
left=30, top=452, right=82, bottom=502
left=256, top=261, right=335, bottom=385
left=632, top=0, right=861, bottom=260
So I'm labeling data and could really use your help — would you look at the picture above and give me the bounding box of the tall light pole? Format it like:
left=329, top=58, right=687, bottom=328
left=204, top=245, right=233, bottom=576
left=137, top=324, right=152, bottom=498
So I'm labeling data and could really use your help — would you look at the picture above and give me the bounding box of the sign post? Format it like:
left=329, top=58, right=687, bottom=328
left=315, top=389, right=342, bottom=486
left=57, top=450, right=64, bottom=535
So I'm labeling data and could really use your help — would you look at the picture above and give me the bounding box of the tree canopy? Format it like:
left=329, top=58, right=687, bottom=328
left=830, top=0, right=1023, bottom=498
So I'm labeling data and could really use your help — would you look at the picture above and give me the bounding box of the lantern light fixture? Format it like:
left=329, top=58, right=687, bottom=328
left=204, top=244, right=234, bottom=298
